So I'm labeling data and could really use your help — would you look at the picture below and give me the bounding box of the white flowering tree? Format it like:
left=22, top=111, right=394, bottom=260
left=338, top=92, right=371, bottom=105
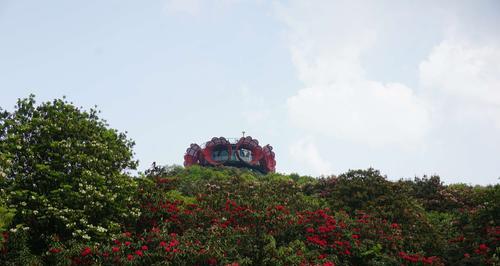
left=0, top=95, right=139, bottom=253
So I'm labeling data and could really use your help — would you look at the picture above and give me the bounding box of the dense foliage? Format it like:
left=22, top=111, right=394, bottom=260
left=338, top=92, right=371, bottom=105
left=0, top=96, right=498, bottom=265
left=0, top=96, right=138, bottom=259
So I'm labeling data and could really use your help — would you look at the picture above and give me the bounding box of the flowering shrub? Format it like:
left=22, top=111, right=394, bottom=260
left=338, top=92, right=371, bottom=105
left=1, top=163, right=498, bottom=265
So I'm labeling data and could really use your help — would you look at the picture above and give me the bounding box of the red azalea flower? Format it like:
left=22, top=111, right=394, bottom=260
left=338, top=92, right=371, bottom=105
left=423, top=256, right=437, bottom=264
left=409, top=256, right=419, bottom=262
left=2, top=232, right=9, bottom=241
left=49, top=247, right=61, bottom=254
left=125, top=241, right=131, bottom=246
left=113, top=239, right=121, bottom=245
left=157, top=178, right=167, bottom=184
left=208, top=258, right=217, bottom=266
left=275, top=205, right=285, bottom=211
left=464, top=253, right=470, bottom=258
left=479, top=244, right=488, bottom=251
left=135, top=250, right=143, bottom=257
left=159, top=241, right=167, bottom=247
left=112, top=246, right=120, bottom=253
left=351, top=234, right=360, bottom=239
left=127, top=254, right=134, bottom=261
left=141, top=245, right=148, bottom=251
left=169, top=239, right=180, bottom=247
left=323, top=262, right=335, bottom=266
left=306, top=235, right=327, bottom=246
left=81, top=247, right=92, bottom=257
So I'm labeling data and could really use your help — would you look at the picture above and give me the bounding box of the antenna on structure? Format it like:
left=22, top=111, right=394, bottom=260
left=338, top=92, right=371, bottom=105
left=242, top=131, right=246, bottom=137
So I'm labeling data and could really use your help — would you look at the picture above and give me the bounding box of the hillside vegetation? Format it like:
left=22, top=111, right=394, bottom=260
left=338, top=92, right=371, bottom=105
left=0, top=96, right=498, bottom=265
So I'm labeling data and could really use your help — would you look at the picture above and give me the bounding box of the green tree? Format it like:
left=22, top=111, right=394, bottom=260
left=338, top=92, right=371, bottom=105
left=0, top=95, right=139, bottom=253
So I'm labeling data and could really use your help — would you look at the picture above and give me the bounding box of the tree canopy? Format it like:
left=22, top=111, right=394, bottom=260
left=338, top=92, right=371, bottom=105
left=0, top=95, right=139, bottom=254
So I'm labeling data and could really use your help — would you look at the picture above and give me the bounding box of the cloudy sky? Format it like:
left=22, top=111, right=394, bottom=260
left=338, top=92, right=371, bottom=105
left=1, top=0, right=499, bottom=184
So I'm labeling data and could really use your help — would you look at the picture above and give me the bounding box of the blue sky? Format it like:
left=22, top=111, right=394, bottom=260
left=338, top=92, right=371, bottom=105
left=1, top=0, right=499, bottom=184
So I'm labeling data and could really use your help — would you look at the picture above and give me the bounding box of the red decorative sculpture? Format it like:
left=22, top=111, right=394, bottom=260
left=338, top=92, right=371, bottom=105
left=184, top=136, right=276, bottom=174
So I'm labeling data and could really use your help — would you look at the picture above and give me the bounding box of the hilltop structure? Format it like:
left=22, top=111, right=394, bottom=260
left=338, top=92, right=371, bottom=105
left=183, top=136, right=276, bottom=174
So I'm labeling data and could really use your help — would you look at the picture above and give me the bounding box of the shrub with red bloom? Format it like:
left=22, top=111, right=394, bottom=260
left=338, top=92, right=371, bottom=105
left=157, top=178, right=172, bottom=184
left=169, top=239, right=180, bottom=247
left=2, top=232, right=9, bottom=242
left=306, top=235, right=327, bottom=247
left=49, top=247, right=61, bottom=254
left=81, top=247, right=91, bottom=257
left=6, top=166, right=492, bottom=266
left=275, top=205, right=286, bottom=211
left=207, top=257, right=217, bottom=265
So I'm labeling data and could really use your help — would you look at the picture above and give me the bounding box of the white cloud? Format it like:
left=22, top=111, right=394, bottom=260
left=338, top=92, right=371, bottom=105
left=287, top=81, right=430, bottom=146
left=278, top=1, right=430, bottom=146
left=289, top=137, right=332, bottom=175
left=420, top=40, right=500, bottom=127
left=276, top=1, right=500, bottom=183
